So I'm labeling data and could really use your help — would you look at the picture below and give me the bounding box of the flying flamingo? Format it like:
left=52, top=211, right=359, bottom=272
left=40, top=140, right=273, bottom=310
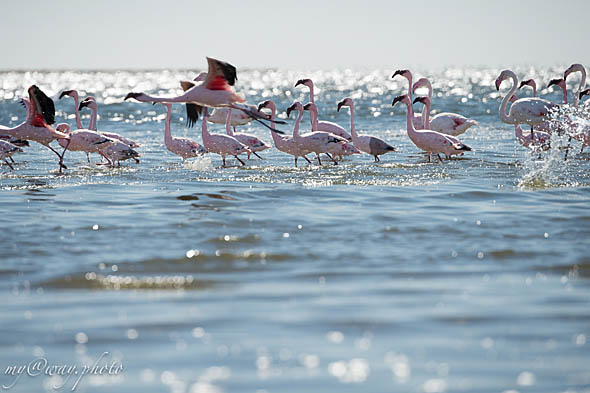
left=336, top=97, right=396, bottom=162
left=224, top=108, right=271, bottom=159
left=392, top=69, right=424, bottom=129
left=294, top=78, right=352, bottom=141
left=55, top=124, right=115, bottom=164
left=495, top=70, right=558, bottom=147
left=287, top=102, right=347, bottom=166
left=0, top=140, right=23, bottom=170
left=257, top=100, right=312, bottom=167
left=159, top=103, right=206, bottom=160
left=411, top=77, right=478, bottom=136
left=200, top=107, right=250, bottom=166
left=392, top=94, right=472, bottom=163
left=0, top=86, right=70, bottom=173
left=412, top=96, right=473, bottom=158
left=125, top=57, right=282, bottom=133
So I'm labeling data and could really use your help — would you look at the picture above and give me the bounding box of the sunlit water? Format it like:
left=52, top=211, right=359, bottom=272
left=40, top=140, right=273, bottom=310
left=1, top=67, right=589, bottom=393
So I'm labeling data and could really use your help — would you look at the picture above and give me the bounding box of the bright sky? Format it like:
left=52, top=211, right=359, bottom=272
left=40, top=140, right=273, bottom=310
left=1, top=0, right=588, bottom=70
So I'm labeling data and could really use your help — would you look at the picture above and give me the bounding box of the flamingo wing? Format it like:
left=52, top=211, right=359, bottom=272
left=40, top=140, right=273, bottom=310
left=205, top=57, right=237, bottom=91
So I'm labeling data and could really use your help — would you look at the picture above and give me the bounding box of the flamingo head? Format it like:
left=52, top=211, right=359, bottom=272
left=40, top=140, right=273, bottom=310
left=59, top=89, right=77, bottom=100
left=342, top=142, right=360, bottom=154
left=412, top=78, right=430, bottom=93
left=580, top=88, right=590, bottom=101
left=257, top=100, right=276, bottom=113
left=286, top=102, right=302, bottom=118
left=55, top=123, right=71, bottom=134
left=518, top=79, right=536, bottom=90
left=303, top=102, right=318, bottom=113
left=413, top=96, right=430, bottom=106
left=294, top=79, right=312, bottom=88
left=193, top=72, right=208, bottom=82
left=494, top=71, right=510, bottom=91
left=337, top=97, right=353, bottom=112
left=547, top=78, right=566, bottom=91
left=391, top=94, right=410, bottom=107
left=564, top=63, right=584, bottom=80
left=392, top=69, right=411, bottom=81
left=79, top=97, right=97, bottom=111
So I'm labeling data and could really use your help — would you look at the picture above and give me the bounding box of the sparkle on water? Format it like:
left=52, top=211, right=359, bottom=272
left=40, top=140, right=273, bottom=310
left=1, top=67, right=590, bottom=393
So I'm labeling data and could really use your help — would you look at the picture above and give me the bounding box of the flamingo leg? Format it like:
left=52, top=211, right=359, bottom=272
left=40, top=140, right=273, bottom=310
left=9, top=156, right=15, bottom=163
left=47, top=143, right=69, bottom=173
left=98, top=151, right=114, bottom=167
left=4, top=159, right=14, bottom=170
left=303, top=155, right=312, bottom=164
left=374, top=155, right=378, bottom=162
left=294, top=157, right=298, bottom=167
left=234, top=155, right=246, bottom=166
left=316, top=154, right=322, bottom=165
left=564, top=136, right=572, bottom=161
left=86, top=152, right=91, bottom=163
left=326, top=153, right=338, bottom=165
left=222, top=155, right=227, bottom=167
left=437, top=154, right=444, bottom=163
left=253, top=152, right=265, bottom=160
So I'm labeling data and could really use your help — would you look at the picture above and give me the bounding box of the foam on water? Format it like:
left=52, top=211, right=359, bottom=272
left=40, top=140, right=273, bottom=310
left=183, top=155, right=214, bottom=171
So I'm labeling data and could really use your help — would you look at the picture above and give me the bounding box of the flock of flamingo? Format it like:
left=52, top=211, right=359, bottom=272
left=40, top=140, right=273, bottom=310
left=0, top=58, right=588, bottom=172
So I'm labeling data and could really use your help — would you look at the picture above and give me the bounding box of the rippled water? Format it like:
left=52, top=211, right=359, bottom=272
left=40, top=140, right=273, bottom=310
left=1, top=68, right=590, bottom=393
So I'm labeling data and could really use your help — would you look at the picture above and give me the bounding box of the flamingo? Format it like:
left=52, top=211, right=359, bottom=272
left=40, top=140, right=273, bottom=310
left=257, top=100, right=312, bottom=167
left=412, top=96, right=472, bottom=158
left=59, top=89, right=84, bottom=129
left=562, top=63, right=588, bottom=159
left=336, top=97, right=396, bottom=162
left=200, top=107, right=250, bottom=166
left=572, top=88, right=590, bottom=153
left=0, top=140, right=23, bottom=170
left=79, top=96, right=141, bottom=148
left=518, top=79, right=538, bottom=97
left=224, top=108, right=271, bottom=159
left=101, top=141, right=141, bottom=167
left=288, top=102, right=347, bottom=166
left=303, top=102, right=355, bottom=160
left=392, top=69, right=424, bottom=129
left=55, top=123, right=115, bottom=164
left=392, top=94, right=472, bottom=163
left=0, top=86, right=70, bottom=173
left=294, top=78, right=352, bottom=140
left=495, top=70, right=558, bottom=149
left=412, top=77, right=478, bottom=136
left=125, top=57, right=281, bottom=133
left=160, top=103, right=206, bottom=160
left=0, top=135, right=29, bottom=149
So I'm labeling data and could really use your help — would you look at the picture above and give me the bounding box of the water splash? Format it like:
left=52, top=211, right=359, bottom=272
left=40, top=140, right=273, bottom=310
left=183, top=155, right=213, bottom=171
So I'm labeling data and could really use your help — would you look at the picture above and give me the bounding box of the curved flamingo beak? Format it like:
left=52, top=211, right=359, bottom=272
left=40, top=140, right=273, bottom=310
left=124, top=92, right=141, bottom=101
left=294, top=79, right=309, bottom=87
left=257, top=101, right=267, bottom=112
left=494, top=77, right=502, bottom=91
left=392, top=69, right=408, bottom=79
left=337, top=101, right=345, bottom=112
left=518, top=80, right=531, bottom=89
left=392, top=95, right=406, bottom=106
left=413, top=97, right=426, bottom=105
left=580, top=88, right=590, bottom=100
left=59, top=90, right=72, bottom=99
left=547, top=79, right=562, bottom=88
left=564, top=66, right=573, bottom=80
left=303, top=103, right=312, bottom=111
left=286, top=105, right=295, bottom=118
left=78, top=101, right=89, bottom=110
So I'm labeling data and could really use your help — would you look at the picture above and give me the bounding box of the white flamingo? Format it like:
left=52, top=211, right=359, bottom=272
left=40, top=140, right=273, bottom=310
left=79, top=96, right=140, bottom=148
left=294, top=78, right=352, bottom=140
left=563, top=63, right=587, bottom=159
left=200, top=107, right=250, bottom=166
left=337, top=97, right=396, bottom=162
left=412, top=77, right=478, bottom=136
left=160, top=103, right=206, bottom=160
left=392, top=69, right=424, bottom=129
left=55, top=123, right=115, bottom=163
left=392, top=94, right=472, bottom=163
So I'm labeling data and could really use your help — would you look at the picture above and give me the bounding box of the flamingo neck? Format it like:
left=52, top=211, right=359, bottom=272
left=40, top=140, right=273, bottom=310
left=561, top=84, right=568, bottom=104
left=164, top=107, right=172, bottom=145
left=268, top=107, right=282, bottom=145
left=201, top=108, right=210, bottom=140
left=225, top=109, right=234, bottom=136
left=404, top=101, right=418, bottom=136
left=308, top=83, right=315, bottom=105
left=531, top=82, right=537, bottom=98
left=348, top=103, right=358, bottom=139
left=499, top=71, right=518, bottom=124
left=89, top=106, right=98, bottom=131
left=422, top=100, right=431, bottom=129
left=293, top=108, right=303, bottom=139
left=72, top=93, right=82, bottom=129
left=309, top=108, right=319, bottom=129
left=573, top=67, right=587, bottom=107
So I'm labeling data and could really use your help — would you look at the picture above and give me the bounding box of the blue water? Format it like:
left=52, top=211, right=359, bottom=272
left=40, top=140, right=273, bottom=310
left=1, top=67, right=589, bottom=393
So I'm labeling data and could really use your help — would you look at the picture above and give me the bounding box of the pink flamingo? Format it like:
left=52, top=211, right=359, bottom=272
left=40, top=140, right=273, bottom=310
left=101, top=141, right=141, bottom=167
left=258, top=100, right=312, bottom=167
left=495, top=70, right=558, bottom=135
left=55, top=123, right=115, bottom=163
left=0, top=140, right=23, bottom=170
left=0, top=86, right=70, bottom=172
left=200, top=107, right=250, bottom=166
left=125, top=57, right=280, bottom=132
left=392, top=70, right=424, bottom=129
left=288, top=102, right=347, bottom=165
left=563, top=64, right=587, bottom=159
left=79, top=96, right=141, bottom=148
left=303, top=102, right=356, bottom=160
left=59, top=89, right=84, bottom=129
left=224, top=108, right=271, bottom=159
left=336, top=97, right=396, bottom=162
left=392, top=94, right=472, bottom=163
left=411, top=77, right=478, bottom=135
left=294, top=78, right=352, bottom=141
left=413, top=96, right=474, bottom=158
left=160, top=103, right=206, bottom=160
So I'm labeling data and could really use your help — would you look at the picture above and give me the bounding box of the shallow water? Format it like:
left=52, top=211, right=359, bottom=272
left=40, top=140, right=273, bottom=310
left=1, top=68, right=590, bottom=393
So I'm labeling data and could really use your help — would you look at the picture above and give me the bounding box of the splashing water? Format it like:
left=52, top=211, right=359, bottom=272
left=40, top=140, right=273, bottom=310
left=183, top=155, right=214, bottom=171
